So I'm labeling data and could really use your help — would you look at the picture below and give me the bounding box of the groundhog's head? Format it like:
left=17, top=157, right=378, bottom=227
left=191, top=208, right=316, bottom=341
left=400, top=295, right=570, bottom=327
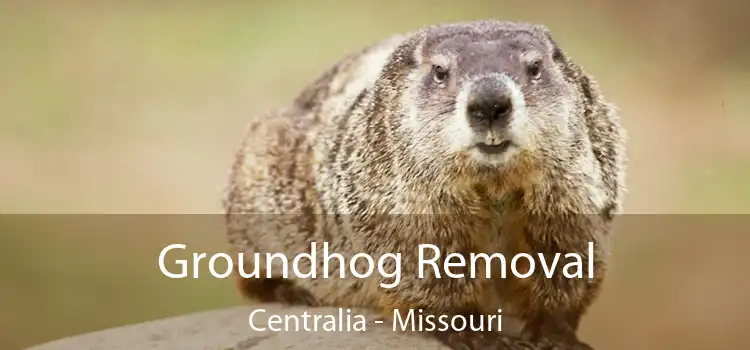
left=389, top=21, right=587, bottom=180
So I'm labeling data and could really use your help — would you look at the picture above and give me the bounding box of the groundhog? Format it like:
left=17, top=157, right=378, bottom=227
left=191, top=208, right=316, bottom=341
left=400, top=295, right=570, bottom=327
left=223, top=20, right=627, bottom=350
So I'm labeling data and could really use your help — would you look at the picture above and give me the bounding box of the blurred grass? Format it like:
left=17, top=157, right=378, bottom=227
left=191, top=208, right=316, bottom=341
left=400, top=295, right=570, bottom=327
left=0, top=215, right=240, bottom=349
left=0, top=1, right=749, bottom=350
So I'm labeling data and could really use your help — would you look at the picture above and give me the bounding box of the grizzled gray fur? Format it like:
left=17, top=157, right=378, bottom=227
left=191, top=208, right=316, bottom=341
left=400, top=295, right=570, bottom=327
left=223, top=20, right=627, bottom=350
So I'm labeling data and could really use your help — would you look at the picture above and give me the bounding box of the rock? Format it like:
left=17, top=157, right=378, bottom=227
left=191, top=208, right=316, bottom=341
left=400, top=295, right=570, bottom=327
left=24, top=304, right=446, bottom=350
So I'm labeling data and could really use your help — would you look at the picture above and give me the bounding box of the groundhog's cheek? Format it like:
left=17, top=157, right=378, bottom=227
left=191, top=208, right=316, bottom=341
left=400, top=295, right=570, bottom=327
left=524, top=106, right=571, bottom=141
left=438, top=111, right=477, bottom=152
left=507, top=114, right=543, bottom=151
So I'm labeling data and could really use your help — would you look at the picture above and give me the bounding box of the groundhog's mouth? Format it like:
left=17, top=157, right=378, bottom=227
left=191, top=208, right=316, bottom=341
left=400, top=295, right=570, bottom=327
left=475, top=140, right=513, bottom=155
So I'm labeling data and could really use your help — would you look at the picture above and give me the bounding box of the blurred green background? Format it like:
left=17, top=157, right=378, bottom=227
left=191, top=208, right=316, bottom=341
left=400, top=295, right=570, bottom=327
left=1, top=1, right=749, bottom=349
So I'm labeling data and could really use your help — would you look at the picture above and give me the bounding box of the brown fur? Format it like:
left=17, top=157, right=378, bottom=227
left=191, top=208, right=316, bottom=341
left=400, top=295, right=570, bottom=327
left=223, top=20, right=626, bottom=350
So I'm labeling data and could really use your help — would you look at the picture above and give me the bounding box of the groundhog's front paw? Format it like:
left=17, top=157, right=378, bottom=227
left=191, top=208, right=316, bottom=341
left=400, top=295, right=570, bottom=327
left=432, top=330, right=595, bottom=350
left=522, top=316, right=594, bottom=350
left=533, top=336, right=595, bottom=350
left=271, top=281, right=319, bottom=306
left=433, top=330, right=538, bottom=350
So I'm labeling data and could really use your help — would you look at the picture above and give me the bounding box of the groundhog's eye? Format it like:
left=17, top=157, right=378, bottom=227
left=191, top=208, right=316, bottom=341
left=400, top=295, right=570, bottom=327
left=526, top=59, right=543, bottom=80
left=432, top=64, right=449, bottom=84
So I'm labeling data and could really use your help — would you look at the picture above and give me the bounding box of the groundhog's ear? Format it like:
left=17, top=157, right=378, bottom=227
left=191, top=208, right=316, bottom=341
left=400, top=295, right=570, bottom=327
left=388, top=35, right=426, bottom=73
left=535, top=25, right=566, bottom=63
left=410, top=34, right=430, bottom=67
left=377, top=37, right=421, bottom=89
left=547, top=38, right=566, bottom=64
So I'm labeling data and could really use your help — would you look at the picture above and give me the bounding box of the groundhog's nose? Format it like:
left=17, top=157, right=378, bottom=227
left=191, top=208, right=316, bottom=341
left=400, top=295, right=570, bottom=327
left=466, top=77, right=514, bottom=126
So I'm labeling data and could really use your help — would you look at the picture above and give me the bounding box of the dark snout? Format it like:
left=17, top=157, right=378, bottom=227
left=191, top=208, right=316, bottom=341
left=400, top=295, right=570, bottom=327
left=466, top=76, right=514, bottom=128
